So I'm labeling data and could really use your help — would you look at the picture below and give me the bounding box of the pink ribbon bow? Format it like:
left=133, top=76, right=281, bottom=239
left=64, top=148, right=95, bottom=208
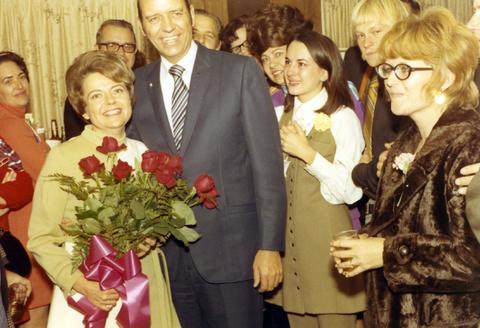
left=67, top=235, right=150, bottom=328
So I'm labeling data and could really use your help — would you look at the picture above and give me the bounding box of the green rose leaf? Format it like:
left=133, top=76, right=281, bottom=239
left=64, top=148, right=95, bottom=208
left=130, top=200, right=145, bottom=220
left=76, top=210, right=98, bottom=220
left=86, top=198, right=103, bottom=211
left=81, top=218, right=102, bottom=234
left=177, top=226, right=201, bottom=244
left=171, top=200, right=196, bottom=225
left=98, top=207, right=115, bottom=225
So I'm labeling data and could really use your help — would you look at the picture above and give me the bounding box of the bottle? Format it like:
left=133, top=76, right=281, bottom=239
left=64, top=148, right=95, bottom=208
left=36, top=127, right=46, bottom=142
left=50, top=119, right=60, bottom=140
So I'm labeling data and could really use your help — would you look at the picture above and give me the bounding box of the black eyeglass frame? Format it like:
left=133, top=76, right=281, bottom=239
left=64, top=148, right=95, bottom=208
left=230, top=40, right=248, bottom=54
left=97, top=42, right=137, bottom=54
left=376, top=63, right=433, bottom=81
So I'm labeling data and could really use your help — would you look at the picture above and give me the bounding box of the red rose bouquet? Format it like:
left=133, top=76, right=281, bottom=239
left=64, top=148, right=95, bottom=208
left=49, top=137, right=218, bottom=327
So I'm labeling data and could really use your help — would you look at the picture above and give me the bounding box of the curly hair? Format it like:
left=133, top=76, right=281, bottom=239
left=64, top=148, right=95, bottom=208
left=66, top=50, right=134, bottom=116
left=220, top=15, right=250, bottom=52
left=248, top=5, right=313, bottom=60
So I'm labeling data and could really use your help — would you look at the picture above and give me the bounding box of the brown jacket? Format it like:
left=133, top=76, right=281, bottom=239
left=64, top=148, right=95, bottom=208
left=365, top=106, right=480, bottom=328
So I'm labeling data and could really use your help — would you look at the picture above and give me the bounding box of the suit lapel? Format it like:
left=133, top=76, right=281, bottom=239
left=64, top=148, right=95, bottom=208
left=179, top=45, right=211, bottom=155
left=144, top=60, right=177, bottom=153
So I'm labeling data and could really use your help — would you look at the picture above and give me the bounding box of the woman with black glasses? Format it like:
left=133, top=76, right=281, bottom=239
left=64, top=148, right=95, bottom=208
left=331, top=7, right=480, bottom=328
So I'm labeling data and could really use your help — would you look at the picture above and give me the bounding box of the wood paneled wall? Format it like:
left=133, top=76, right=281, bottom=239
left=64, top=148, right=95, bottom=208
left=191, top=0, right=229, bottom=26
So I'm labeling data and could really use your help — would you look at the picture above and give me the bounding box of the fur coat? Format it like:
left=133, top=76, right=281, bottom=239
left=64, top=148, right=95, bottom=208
left=364, top=106, right=480, bottom=327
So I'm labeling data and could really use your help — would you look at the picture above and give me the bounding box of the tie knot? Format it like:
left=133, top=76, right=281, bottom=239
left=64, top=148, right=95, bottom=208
left=169, top=65, right=185, bottom=78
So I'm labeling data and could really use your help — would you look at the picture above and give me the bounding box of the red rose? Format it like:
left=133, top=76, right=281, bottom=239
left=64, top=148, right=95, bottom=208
left=96, top=136, right=127, bottom=154
left=112, top=160, right=133, bottom=181
left=201, top=189, right=219, bottom=209
left=166, top=155, right=183, bottom=175
left=141, top=150, right=158, bottom=173
left=156, top=152, right=171, bottom=166
left=155, top=167, right=176, bottom=188
left=194, top=174, right=215, bottom=193
left=194, top=175, right=218, bottom=209
left=79, top=155, right=105, bottom=176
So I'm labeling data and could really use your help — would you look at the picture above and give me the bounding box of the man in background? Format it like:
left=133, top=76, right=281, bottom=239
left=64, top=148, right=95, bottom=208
left=193, top=9, right=222, bottom=50
left=63, top=19, right=145, bottom=139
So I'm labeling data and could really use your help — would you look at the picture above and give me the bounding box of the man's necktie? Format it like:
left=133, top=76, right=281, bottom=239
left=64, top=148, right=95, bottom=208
left=363, top=74, right=379, bottom=161
left=169, top=65, right=188, bottom=151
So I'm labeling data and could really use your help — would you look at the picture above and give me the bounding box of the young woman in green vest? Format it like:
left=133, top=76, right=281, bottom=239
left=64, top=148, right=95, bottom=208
left=266, top=30, right=366, bottom=328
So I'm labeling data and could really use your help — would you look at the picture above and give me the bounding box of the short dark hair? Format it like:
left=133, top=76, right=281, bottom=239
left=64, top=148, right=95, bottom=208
left=248, top=5, right=313, bottom=59
left=285, top=31, right=353, bottom=115
left=137, top=0, right=191, bottom=19
left=220, top=15, right=250, bottom=52
left=194, top=8, right=223, bottom=35
left=0, top=51, right=29, bottom=81
left=96, top=19, right=136, bottom=44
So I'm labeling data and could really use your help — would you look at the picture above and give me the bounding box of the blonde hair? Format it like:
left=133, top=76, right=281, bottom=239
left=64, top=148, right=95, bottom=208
left=351, top=0, right=409, bottom=31
left=379, top=7, right=479, bottom=109
left=66, top=50, right=134, bottom=116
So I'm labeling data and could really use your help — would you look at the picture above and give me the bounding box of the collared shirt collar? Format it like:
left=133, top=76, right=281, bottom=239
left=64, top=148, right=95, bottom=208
left=160, top=41, right=198, bottom=86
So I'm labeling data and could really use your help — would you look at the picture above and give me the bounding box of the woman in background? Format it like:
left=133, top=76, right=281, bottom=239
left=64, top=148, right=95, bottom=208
left=248, top=4, right=313, bottom=121
left=0, top=51, right=51, bottom=328
left=269, top=30, right=365, bottom=328
left=332, top=8, right=480, bottom=327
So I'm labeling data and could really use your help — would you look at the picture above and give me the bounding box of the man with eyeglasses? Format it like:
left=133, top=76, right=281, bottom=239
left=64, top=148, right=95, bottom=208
left=63, top=19, right=145, bottom=140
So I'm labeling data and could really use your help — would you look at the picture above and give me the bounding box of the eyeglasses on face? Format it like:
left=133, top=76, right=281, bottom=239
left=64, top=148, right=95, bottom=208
left=231, top=41, right=248, bottom=54
left=376, top=63, right=433, bottom=81
left=97, top=42, right=137, bottom=54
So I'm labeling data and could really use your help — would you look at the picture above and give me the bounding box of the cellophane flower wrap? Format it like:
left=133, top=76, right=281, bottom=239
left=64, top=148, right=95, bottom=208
left=49, top=136, right=218, bottom=327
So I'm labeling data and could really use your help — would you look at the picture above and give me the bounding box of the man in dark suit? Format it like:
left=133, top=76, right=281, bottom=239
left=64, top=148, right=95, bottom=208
left=128, top=0, right=286, bottom=327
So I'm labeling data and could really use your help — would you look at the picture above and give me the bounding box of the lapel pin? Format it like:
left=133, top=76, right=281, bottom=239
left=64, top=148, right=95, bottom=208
left=149, top=83, right=153, bottom=87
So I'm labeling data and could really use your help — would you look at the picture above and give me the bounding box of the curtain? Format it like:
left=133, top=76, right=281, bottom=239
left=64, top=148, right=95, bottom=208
left=0, top=0, right=150, bottom=138
left=322, top=0, right=474, bottom=51
left=0, top=0, right=475, bottom=133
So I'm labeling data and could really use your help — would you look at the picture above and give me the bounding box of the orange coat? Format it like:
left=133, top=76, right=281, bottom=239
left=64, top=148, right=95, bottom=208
left=0, top=103, right=51, bottom=309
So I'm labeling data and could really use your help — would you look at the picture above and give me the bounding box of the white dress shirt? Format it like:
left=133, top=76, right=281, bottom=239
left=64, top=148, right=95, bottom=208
left=291, top=88, right=364, bottom=205
left=159, top=41, right=198, bottom=132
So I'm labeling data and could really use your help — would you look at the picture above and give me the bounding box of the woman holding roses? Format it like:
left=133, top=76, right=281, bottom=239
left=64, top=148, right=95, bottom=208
left=28, top=51, right=180, bottom=327
left=266, top=31, right=366, bottom=327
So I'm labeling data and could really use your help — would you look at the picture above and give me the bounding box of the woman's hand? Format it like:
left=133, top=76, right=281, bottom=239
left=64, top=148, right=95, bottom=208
left=280, top=122, right=316, bottom=164
left=73, top=275, right=119, bottom=311
left=330, top=236, right=385, bottom=277
left=455, top=163, right=480, bottom=195
left=5, top=270, right=32, bottom=303
left=136, top=237, right=157, bottom=258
